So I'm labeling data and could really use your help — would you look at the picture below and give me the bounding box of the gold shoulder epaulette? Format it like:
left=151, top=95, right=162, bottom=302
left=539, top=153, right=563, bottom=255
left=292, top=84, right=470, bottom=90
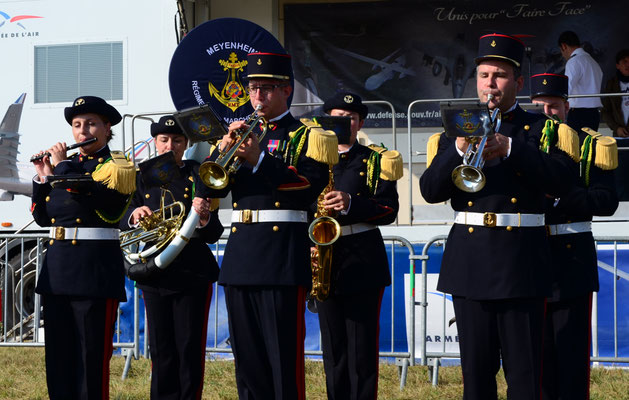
left=92, top=151, right=136, bottom=194
left=582, top=128, right=618, bottom=170
left=367, top=144, right=403, bottom=181
left=426, top=132, right=442, bottom=168
left=557, top=123, right=580, bottom=162
left=305, top=126, right=339, bottom=165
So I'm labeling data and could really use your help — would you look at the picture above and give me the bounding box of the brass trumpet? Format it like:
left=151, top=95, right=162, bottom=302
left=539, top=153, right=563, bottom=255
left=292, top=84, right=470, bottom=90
left=198, top=105, right=268, bottom=189
left=451, top=94, right=502, bottom=193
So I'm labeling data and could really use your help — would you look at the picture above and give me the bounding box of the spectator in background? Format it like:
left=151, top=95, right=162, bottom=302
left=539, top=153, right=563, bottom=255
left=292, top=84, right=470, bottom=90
left=602, top=48, right=629, bottom=137
left=558, top=31, right=604, bottom=132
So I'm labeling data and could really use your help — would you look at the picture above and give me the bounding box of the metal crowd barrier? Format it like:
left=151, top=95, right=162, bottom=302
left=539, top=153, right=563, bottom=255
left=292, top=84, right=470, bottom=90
left=418, top=234, right=629, bottom=386
left=0, top=231, right=419, bottom=389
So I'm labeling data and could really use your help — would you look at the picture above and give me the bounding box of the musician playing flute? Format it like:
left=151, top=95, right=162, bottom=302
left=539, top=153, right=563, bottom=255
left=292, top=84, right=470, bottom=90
left=420, top=35, right=578, bottom=399
left=31, top=96, right=135, bottom=399
left=314, top=92, right=401, bottom=400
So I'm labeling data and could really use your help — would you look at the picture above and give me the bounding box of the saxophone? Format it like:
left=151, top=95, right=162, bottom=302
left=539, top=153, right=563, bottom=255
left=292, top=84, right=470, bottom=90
left=308, top=167, right=341, bottom=301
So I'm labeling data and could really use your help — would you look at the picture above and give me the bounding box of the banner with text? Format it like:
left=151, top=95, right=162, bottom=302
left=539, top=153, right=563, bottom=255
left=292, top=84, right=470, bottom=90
left=285, top=0, right=628, bottom=127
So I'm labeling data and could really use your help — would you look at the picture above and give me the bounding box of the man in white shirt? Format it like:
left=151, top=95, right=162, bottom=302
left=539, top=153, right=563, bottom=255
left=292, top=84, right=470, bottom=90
left=558, top=30, right=603, bottom=132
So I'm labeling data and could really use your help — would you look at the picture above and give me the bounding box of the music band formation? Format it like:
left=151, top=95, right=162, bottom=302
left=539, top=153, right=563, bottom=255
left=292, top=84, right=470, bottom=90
left=29, top=32, right=617, bottom=400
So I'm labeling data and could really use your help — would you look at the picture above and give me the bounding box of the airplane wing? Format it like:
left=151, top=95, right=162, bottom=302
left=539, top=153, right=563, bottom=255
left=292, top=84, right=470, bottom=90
left=328, top=45, right=416, bottom=77
left=0, top=93, right=26, bottom=179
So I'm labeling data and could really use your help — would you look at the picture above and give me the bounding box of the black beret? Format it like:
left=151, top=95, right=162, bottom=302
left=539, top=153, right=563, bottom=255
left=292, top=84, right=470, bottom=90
left=64, top=96, right=122, bottom=126
left=246, top=52, right=292, bottom=80
left=150, top=115, right=185, bottom=138
left=530, top=73, right=569, bottom=100
left=475, top=33, right=525, bottom=68
left=323, top=92, right=368, bottom=120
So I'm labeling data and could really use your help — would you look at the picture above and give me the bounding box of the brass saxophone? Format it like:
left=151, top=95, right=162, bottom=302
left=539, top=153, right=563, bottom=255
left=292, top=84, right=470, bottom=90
left=308, top=167, right=341, bottom=301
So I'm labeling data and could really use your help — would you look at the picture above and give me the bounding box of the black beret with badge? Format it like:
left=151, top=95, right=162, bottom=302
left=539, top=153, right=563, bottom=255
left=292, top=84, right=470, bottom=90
left=246, top=52, right=293, bottom=80
left=150, top=115, right=185, bottom=137
left=530, top=73, right=569, bottom=100
left=323, top=92, right=368, bottom=120
left=475, top=33, right=525, bottom=68
left=64, top=96, right=122, bottom=126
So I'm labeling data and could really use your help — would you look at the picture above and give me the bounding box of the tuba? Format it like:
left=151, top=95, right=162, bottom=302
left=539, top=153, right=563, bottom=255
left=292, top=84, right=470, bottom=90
left=451, top=94, right=502, bottom=193
left=198, top=105, right=268, bottom=190
left=308, top=168, right=341, bottom=302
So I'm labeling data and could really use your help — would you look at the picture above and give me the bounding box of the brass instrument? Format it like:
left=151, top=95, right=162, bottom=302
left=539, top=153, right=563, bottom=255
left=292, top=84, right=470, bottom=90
left=198, top=105, right=268, bottom=189
left=119, top=188, right=186, bottom=263
left=452, top=94, right=502, bottom=193
left=308, top=168, right=341, bottom=302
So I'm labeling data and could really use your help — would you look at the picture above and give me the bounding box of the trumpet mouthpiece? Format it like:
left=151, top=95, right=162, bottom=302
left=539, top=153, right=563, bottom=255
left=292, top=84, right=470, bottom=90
left=254, top=104, right=262, bottom=111
left=487, top=94, right=494, bottom=102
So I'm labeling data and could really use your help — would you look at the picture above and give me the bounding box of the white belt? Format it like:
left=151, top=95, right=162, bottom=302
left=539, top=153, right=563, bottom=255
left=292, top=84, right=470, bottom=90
left=231, top=209, right=308, bottom=224
left=341, top=223, right=378, bottom=236
left=454, top=211, right=545, bottom=227
left=547, top=221, right=592, bottom=236
left=49, top=227, right=120, bottom=241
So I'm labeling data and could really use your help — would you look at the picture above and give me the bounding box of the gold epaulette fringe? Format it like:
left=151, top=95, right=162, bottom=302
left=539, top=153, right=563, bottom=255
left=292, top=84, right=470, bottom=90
left=557, top=123, right=580, bottom=162
left=306, top=127, right=339, bottom=165
left=92, top=151, right=136, bottom=195
left=426, top=132, right=442, bottom=168
left=380, top=150, right=403, bottom=181
left=581, top=127, right=619, bottom=170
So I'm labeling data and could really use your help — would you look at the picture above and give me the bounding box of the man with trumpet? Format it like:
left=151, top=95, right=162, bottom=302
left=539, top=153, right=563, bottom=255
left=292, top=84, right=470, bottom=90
left=313, top=92, right=401, bottom=400
left=420, top=34, right=579, bottom=399
left=31, top=96, right=135, bottom=399
left=120, top=115, right=223, bottom=400
left=197, top=52, right=330, bottom=399
left=529, top=73, right=618, bottom=400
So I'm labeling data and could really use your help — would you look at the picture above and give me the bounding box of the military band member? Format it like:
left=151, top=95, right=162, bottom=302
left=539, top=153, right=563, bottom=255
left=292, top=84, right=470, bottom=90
left=31, top=96, right=135, bottom=399
left=420, top=34, right=578, bottom=399
left=120, top=116, right=223, bottom=400
left=314, top=92, right=401, bottom=400
left=197, top=52, right=330, bottom=399
left=530, top=73, right=619, bottom=400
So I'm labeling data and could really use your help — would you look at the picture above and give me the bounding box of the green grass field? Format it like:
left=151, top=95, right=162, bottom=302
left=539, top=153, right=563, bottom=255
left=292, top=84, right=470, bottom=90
left=0, top=348, right=627, bottom=399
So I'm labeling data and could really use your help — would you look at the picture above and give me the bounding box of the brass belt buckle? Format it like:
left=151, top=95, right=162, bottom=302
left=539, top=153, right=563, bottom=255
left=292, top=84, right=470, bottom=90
left=54, top=227, right=65, bottom=240
left=483, top=212, right=497, bottom=227
left=241, top=209, right=252, bottom=224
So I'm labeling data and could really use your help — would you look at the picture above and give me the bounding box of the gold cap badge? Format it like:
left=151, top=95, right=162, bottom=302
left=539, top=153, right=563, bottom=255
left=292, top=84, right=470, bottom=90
left=543, top=79, right=548, bottom=85
left=490, top=40, right=497, bottom=47
left=75, top=98, right=85, bottom=106
left=165, top=118, right=175, bottom=126
left=344, top=95, right=354, bottom=103
left=257, top=58, right=262, bottom=65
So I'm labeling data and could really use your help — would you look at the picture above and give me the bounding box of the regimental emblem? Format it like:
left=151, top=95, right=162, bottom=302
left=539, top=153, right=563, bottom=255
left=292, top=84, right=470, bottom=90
left=75, top=98, right=85, bottom=106
left=490, top=40, right=497, bottom=48
left=208, top=52, right=250, bottom=112
left=188, top=114, right=213, bottom=136
left=455, top=109, right=481, bottom=135
left=165, top=118, right=175, bottom=126
left=344, top=95, right=354, bottom=104
left=257, top=58, right=262, bottom=65
left=542, top=79, right=548, bottom=85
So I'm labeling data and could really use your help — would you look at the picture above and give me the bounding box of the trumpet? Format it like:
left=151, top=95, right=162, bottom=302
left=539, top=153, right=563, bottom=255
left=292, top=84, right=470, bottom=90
left=451, top=94, right=501, bottom=193
left=30, top=137, right=98, bottom=162
left=198, top=105, right=268, bottom=189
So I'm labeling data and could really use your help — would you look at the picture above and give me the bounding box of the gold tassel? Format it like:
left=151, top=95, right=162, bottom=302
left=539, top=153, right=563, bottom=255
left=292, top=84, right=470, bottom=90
left=557, top=124, right=580, bottom=162
left=306, top=127, right=339, bottom=165
left=380, top=150, right=403, bottom=181
left=594, top=135, right=618, bottom=170
left=92, top=151, right=136, bottom=195
left=367, top=144, right=387, bottom=154
left=426, top=132, right=441, bottom=168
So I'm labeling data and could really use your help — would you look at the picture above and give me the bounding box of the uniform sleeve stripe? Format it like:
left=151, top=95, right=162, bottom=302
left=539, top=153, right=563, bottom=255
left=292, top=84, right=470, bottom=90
left=366, top=204, right=394, bottom=221
left=278, top=166, right=311, bottom=191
